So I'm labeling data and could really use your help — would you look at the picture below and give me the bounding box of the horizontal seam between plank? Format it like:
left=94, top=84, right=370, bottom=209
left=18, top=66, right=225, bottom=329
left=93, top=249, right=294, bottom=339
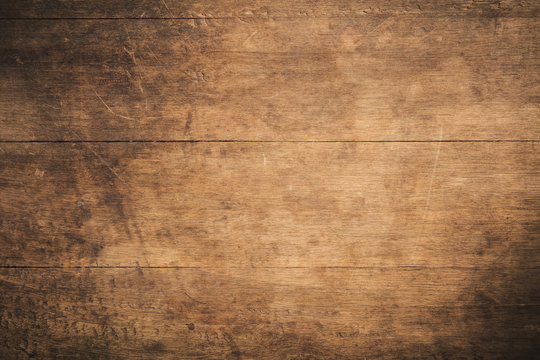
left=0, top=17, right=230, bottom=20
left=1, top=265, right=539, bottom=270
left=0, top=140, right=538, bottom=144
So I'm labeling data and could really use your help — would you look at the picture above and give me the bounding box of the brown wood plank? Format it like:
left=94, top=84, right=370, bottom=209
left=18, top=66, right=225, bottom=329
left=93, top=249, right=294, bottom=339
left=0, top=16, right=538, bottom=141
left=1, top=1, right=539, bottom=356
left=1, top=0, right=538, bottom=19
left=0, top=267, right=538, bottom=359
left=1, top=142, right=538, bottom=267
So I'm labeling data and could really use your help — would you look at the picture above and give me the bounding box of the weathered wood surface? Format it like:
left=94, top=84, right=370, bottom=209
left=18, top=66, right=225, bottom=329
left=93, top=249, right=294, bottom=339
left=0, top=267, right=538, bottom=359
left=1, top=0, right=539, bottom=358
left=1, top=0, right=538, bottom=18
left=0, top=142, right=538, bottom=268
left=0, top=15, right=538, bottom=140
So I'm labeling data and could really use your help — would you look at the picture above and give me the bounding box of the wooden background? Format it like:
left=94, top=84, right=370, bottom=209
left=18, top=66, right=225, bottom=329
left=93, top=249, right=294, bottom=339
left=1, top=0, right=539, bottom=358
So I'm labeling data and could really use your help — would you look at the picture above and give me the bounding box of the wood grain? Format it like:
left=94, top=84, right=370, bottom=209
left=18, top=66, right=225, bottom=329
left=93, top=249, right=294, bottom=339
left=1, top=142, right=538, bottom=267
left=1, top=267, right=538, bottom=359
left=1, top=0, right=539, bottom=358
left=0, top=15, right=538, bottom=140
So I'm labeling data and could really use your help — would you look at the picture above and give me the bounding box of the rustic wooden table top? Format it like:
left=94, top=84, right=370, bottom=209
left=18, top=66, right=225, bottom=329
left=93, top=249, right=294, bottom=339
left=0, top=1, right=539, bottom=359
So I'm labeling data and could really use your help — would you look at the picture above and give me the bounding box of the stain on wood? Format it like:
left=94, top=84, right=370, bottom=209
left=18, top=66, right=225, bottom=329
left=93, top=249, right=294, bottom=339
left=1, top=267, right=539, bottom=358
left=0, top=0, right=539, bottom=358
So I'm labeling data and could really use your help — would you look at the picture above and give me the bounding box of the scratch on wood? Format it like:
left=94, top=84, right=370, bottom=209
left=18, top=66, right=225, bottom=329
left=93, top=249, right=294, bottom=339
left=185, top=292, right=206, bottom=304
left=368, top=16, right=396, bottom=34
left=243, top=30, right=258, bottom=46
left=89, top=146, right=127, bottom=185
left=93, top=89, right=135, bottom=121
left=69, top=130, right=128, bottom=185
left=159, top=0, right=174, bottom=17
left=123, top=47, right=138, bottom=65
